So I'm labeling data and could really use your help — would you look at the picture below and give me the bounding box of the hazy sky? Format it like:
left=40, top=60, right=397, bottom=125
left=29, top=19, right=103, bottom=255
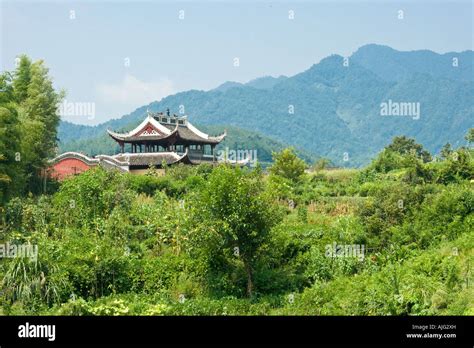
left=1, top=0, right=472, bottom=125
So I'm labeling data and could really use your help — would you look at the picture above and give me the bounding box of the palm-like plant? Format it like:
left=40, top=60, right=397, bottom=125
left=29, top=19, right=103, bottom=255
left=2, top=255, right=67, bottom=306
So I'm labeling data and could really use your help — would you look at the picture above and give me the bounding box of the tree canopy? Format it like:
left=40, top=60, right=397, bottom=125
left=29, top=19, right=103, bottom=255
left=0, top=55, right=62, bottom=201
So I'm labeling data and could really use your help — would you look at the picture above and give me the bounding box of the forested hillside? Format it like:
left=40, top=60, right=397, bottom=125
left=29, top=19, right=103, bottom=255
left=58, top=44, right=474, bottom=166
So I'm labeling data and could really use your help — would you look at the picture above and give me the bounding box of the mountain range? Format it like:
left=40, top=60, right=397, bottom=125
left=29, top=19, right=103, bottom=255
left=58, top=44, right=474, bottom=166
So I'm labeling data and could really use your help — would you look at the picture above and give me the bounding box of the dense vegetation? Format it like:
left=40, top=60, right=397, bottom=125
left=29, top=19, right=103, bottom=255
left=0, top=55, right=472, bottom=316
left=1, top=138, right=472, bottom=315
left=0, top=55, right=62, bottom=202
left=58, top=44, right=473, bottom=166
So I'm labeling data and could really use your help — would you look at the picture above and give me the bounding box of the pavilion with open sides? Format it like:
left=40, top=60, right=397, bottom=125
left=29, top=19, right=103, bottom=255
left=106, top=109, right=227, bottom=171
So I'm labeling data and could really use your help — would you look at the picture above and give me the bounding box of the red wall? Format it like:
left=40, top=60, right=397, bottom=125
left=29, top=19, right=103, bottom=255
left=50, top=158, right=94, bottom=180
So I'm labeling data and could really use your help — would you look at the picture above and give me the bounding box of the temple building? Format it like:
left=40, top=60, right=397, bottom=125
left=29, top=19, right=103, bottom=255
left=48, top=110, right=228, bottom=179
left=107, top=109, right=226, bottom=171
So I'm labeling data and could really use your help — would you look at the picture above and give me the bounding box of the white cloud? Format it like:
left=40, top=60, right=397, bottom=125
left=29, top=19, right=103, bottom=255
left=96, top=74, right=175, bottom=106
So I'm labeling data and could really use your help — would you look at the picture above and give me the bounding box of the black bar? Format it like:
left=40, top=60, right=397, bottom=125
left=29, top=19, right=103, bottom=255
left=0, top=316, right=472, bottom=346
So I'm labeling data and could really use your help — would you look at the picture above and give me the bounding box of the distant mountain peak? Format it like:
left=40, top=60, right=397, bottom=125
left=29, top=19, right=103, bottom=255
left=213, top=75, right=289, bottom=93
left=213, top=81, right=244, bottom=92
left=351, top=44, right=473, bottom=82
left=354, top=43, right=397, bottom=53
left=59, top=43, right=473, bottom=167
left=245, top=75, right=288, bottom=90
left=309, top=54, right=345, bottom=68
left=354, top=43, right=474, bottom=57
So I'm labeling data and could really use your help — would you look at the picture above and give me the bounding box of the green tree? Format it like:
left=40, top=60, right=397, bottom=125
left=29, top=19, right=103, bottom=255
left=465, top=128, right=474, bottom=145
left=440, top=143, right=453, bottom=160
left=436, top=148, right=474, bottom=184
left=13, top=58, right=63, bottom=194
left=12, top=55, right=32, bottom=103
left=313, top=157, right=332, bottom=171
left=402, top=153, right=433, bottom=184
left=367, top=148, right=404, bottom=173
left=386, top=136, right=432, bottom=163
left=24, top=60, right=62, bottom=159
left=0, top=72, right=24, bottom=202
left=269, top=147, right=306, bottom=183
left=191, top=165, right=281, bottom=297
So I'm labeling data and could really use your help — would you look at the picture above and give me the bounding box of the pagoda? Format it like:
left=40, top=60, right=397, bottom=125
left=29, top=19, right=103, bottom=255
left=106, top=109, right=226, bottom=171
left=48, top=110, right=229, bottom=180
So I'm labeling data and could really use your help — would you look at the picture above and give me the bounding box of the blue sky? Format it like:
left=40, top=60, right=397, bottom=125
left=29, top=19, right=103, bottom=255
left=1, top=0, right=472, bottom=125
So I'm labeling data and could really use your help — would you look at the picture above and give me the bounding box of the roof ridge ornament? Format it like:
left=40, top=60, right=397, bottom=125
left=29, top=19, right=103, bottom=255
left=107, top=110, right=226, bottom=144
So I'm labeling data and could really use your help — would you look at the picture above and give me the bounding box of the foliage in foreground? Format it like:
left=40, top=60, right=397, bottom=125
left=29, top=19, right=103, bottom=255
left=0, top=135, right=473, bottom=315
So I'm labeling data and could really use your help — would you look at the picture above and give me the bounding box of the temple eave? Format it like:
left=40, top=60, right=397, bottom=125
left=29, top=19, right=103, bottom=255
left=107, top=129, right=225, bottom=145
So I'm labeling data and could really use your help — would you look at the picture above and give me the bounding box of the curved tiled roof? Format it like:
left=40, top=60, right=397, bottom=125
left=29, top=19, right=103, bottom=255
left=49, top=152, right=99, bottom=166
left=111, top=149, right=191, bottom=166
left=107, top=112, right=226, bottom=144
left=108, top=114, right=172, bottom=138
left=49, top=150, right=193, bottom=172
left=162, top=122, right=226, bottom=144
left=107, top=123, right=179, bottom=142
